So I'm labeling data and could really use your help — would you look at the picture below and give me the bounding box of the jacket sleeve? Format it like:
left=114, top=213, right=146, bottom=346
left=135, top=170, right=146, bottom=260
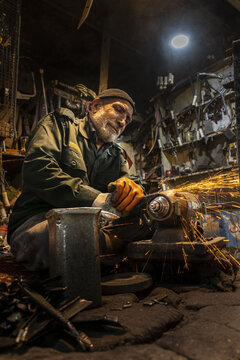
left=23, top=113, right=101, bottom=208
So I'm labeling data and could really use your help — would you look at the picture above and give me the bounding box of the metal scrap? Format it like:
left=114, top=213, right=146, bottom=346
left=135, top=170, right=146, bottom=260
left=122, top=301, right=132, bottom=309
left=18, top=279, right=94, bottom=351
left=72, top=313, right=125, bottom=330
left=143, top=295, right=168, bottom=307
left=0, top=276, right=94, bottom=351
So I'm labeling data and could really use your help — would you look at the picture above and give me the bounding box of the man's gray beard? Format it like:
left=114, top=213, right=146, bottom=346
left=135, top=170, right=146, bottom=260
left=91, top=113, right=119, bottom=143
left=94, top=126, right=118, bottom=143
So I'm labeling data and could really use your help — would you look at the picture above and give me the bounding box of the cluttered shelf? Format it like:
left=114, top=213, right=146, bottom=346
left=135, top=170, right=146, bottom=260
left=145, top=63, right=237, bottom=191
left=143, top=165, right=238, bottom=185
left=159, top=90, right=235, bottom=125
left=3, top=149, right=25, bottom=159
left=166, top=164, right=238, bottom=182
left=162, top=127, right=235, bottom=152
left=2, top=150, right=25, bottom=174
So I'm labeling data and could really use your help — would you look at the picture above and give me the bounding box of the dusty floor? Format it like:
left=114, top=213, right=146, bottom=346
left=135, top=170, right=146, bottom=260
left=1, top=273, right=240, bottom=360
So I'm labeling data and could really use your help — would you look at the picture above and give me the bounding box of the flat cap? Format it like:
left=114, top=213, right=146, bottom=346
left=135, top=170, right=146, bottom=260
left=98, top=88, right=135, bottom=110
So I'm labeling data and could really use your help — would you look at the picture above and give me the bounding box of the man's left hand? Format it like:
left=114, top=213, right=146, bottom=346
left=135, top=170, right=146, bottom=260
left=108, top=177, right=144, bottom=212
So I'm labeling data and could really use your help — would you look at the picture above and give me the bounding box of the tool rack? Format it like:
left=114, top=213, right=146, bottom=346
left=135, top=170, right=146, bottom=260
left=141, top=58, right=237, bottom=189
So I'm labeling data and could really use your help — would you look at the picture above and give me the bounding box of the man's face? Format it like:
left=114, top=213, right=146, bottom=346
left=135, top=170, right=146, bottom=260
left=89, top=98, right=133, bottom=143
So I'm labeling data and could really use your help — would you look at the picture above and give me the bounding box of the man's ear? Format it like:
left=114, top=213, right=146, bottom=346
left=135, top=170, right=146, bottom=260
left=91, top=98, right=102, bottom=113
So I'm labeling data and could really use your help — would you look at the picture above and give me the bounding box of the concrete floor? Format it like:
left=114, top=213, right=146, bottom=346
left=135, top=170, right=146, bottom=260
left=2, top=273, right=240, bottom=360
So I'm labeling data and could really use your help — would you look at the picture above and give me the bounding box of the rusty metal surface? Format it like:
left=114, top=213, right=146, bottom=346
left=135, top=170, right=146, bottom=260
left=47, top=207, right=102, bottom=307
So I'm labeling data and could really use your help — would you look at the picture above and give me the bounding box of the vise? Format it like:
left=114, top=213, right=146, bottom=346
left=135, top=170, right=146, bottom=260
left=47, top=208, right=117, bottom=307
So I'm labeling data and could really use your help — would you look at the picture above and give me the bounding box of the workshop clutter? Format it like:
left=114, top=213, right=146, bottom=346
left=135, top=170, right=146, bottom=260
left=203, top=211, right=240, bottom=254
left=0, top=39, right=96, bottom=240
left=12, top=70, right=96, bottom=154
left=13, top=60, right=97, bottom=154
left=161, top=68, right=235, bottom=177
left=0, top=275, right=126, bottom=352
left=220, top=211, right=240, bottom=251
left=134, top=61, right=236, bottom=187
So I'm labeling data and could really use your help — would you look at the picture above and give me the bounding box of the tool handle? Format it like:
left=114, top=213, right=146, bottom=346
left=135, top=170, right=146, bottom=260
left=39, top=68, right=48, bottom=115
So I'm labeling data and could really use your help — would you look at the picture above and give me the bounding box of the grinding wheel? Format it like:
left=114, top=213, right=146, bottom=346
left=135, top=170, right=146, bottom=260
left=101, top=272, right=152, bottom=294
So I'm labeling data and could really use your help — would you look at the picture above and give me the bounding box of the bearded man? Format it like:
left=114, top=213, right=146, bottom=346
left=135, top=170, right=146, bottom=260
left=7, top=89, right=144, bottom=270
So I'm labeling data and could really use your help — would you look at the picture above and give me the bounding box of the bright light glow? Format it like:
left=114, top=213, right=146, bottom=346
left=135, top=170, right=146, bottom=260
left=171, top=35, right=189, bottom=49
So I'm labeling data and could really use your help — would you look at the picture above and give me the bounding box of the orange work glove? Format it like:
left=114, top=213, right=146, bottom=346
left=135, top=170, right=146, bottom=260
left=108, top=177, right=144, bottom=212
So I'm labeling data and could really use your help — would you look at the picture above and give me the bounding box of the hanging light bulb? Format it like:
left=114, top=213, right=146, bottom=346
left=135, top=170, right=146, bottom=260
left=171, top=34, right=189, bottom=49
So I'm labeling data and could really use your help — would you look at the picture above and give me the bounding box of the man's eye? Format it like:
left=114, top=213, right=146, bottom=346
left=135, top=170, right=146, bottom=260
left=113, top=105, right=123, bottom=113
left=126, top=116, right=132, bottom=124
left=113, top=105, right=131, bottom=124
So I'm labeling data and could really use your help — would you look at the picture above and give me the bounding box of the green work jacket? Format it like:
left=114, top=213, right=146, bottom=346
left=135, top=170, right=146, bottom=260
left=8, top=108, right=130, bottom=240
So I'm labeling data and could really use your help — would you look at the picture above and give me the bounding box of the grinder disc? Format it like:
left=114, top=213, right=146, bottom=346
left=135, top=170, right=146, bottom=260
left=101, top=272, right=152, bottom=294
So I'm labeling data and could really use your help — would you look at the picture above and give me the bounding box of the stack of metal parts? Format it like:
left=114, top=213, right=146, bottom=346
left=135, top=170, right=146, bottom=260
left=0, top=276, right=124, bottom=352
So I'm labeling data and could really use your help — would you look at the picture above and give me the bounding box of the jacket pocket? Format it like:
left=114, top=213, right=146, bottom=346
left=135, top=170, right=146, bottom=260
left=61, top=148, right=87, bottom=174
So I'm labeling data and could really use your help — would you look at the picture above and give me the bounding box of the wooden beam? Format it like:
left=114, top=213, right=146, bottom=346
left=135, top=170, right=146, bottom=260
left=44, top=0, right=145, bottom=58
left=226, top=0, right=240, bottom=11
left=98, top=34, right=111, bottom=94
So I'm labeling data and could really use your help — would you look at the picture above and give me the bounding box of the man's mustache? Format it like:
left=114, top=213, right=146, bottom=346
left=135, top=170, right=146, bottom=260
left=105, top=121, right=121, bottom=134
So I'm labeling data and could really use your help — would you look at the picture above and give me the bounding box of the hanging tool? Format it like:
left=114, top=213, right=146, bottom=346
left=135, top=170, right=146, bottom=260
left=189, top=76, right=202, bottom=140
left=77, top=0, right=94, bottom=29
left=170, top=110, right=182, bottom=145
left=39, top=69, right=48, bottom=115
left=191, top=73, right=223, bottom=139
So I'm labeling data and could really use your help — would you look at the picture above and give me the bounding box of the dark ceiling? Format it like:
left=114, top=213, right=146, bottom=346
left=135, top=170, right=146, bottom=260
left=20, top=0, right=240, bottom=112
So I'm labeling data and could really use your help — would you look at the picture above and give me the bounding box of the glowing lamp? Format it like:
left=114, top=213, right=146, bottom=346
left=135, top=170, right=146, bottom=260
left=171, top=35, right=189, bottom=49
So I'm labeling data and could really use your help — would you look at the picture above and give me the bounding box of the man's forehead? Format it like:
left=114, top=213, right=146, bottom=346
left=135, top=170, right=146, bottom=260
left=103, top=98, right=133, bottom=114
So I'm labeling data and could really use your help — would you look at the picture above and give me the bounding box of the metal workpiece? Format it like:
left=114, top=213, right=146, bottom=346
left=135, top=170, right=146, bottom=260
left=47, top=207, right=102, bottom=307
left=99, top=210, right=119, bottom=227
left=173, top=191, right=202, bottom=219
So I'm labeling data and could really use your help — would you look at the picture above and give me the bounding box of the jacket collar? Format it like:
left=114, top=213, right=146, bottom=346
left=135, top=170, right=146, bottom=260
left=78, top=116, right=89, bottom=139
left=56, top=107, right=75, bottom=122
